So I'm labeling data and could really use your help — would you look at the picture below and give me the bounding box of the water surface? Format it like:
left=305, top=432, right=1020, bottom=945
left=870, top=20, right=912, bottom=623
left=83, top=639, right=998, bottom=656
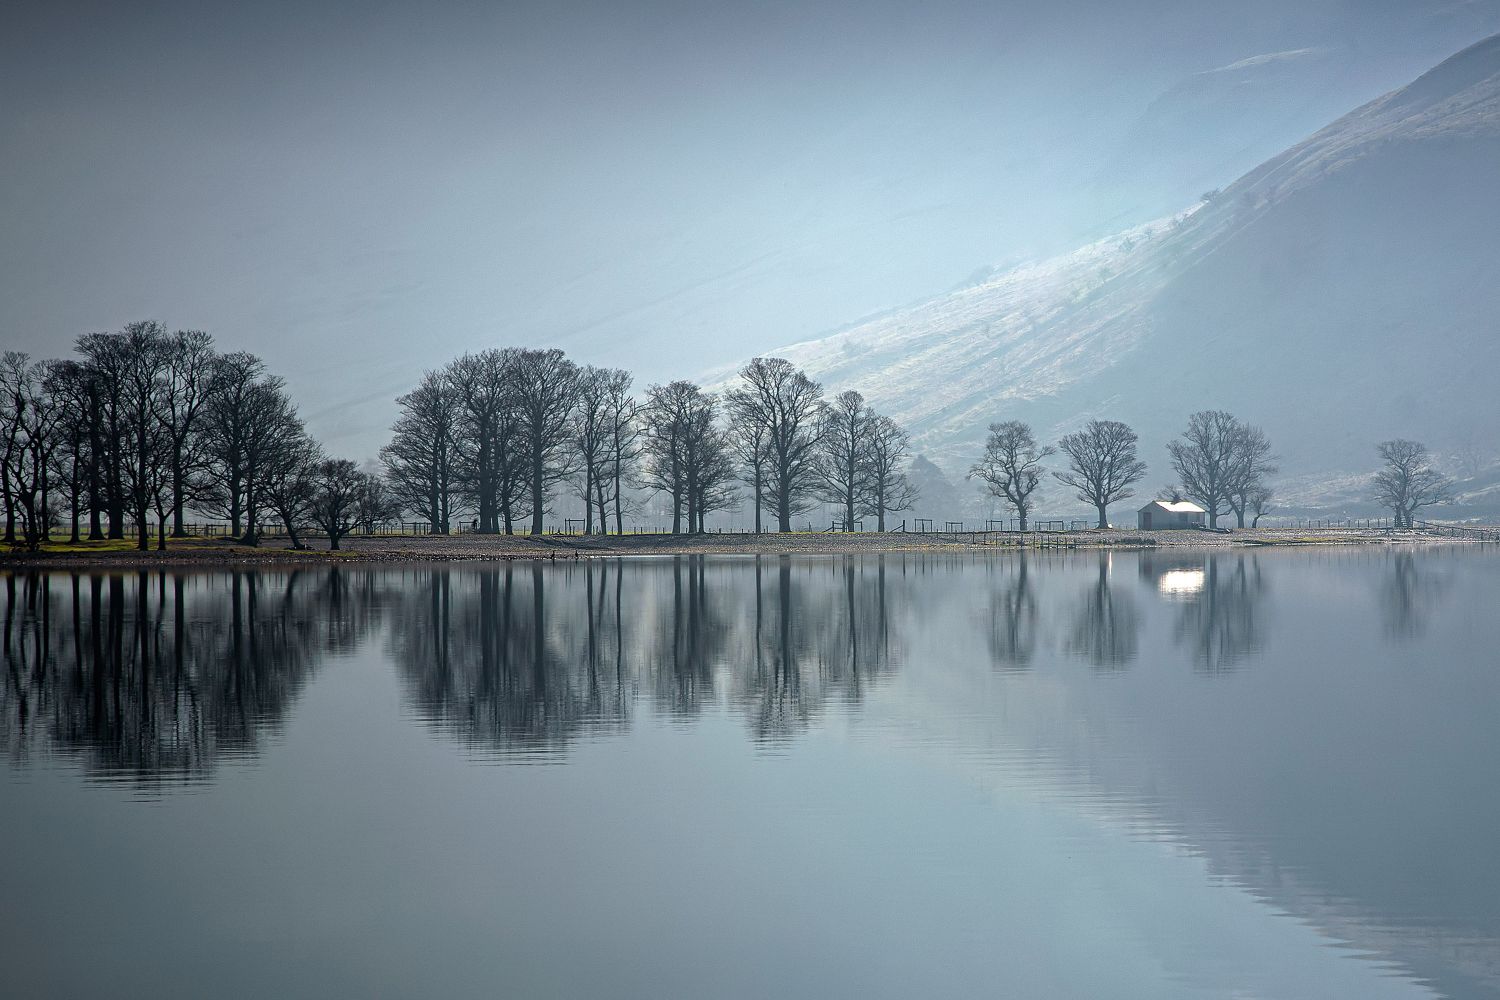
left=2, top=548, right=1497, bottom=999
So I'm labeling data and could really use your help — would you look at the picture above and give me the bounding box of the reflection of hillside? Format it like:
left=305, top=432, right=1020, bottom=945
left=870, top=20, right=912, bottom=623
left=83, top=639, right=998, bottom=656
left=0, top=569, right=381, bottom=788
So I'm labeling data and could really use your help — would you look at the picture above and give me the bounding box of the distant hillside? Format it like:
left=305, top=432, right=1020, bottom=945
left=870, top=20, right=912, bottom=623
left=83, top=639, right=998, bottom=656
left=744, top=34, right=1500, bottom=511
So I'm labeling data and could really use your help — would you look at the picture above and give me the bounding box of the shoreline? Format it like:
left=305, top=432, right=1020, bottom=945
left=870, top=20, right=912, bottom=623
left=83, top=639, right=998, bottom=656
left=0, top=528, right=1487, bottom=570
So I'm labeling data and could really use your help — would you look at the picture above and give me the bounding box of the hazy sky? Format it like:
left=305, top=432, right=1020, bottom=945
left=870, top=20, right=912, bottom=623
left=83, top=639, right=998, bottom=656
left=4, top=0, right=1498, bottom=458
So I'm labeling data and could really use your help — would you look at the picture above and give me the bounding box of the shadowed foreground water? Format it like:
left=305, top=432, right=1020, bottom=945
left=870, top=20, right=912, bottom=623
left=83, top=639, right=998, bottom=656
left=2, top=548, right=1497, bottom=999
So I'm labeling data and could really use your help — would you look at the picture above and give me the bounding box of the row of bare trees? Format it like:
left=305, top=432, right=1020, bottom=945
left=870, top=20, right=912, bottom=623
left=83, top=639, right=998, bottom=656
left=970, top=411, right=1278, bottom=530
left=0, top=323, right=391, bottom=551
left=383, top=353, right=921, bottom=535
left=382, top=349, right=638, bottom=535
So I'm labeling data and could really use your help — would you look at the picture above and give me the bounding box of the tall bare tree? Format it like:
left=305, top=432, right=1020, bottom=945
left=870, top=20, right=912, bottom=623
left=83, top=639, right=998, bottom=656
left=449, top=349, right=526, bottom=534
left=818, top=390, right=874, bottom=531
left=382, top=368, right=459, bottom=534
left=970, top=421, right=1054, bottom=530
left=260, top=430, right=321, bottom=549
left=1373, top=439, right=1454, bottom=528
left=42, top=360, right=93, bottom=543
left=116, top=321, right=173, bottom=551
left=511, top=349, right=580, bottom=535
left=200, top=351, right=268, bottom=538
left=726, top=392, right=771, bottom=532
left=1166, top=410, right=1241, bottom=529
left=641, top=381, right=717, bottom=534
left=73, top=332, right=130, bottom=537
left=0, top=353, right=62, bottom=549
left=158, top=329, right=217, bottom=535
left=1225, top=424, right=1277, bottom=528
left=570, top=366, right=617, bottom=534
left=862, top=415, right=917, bottom=531
left=1053, top=419, right=1147, bottom=529
left=725, top=358, right=824, bottom=532
left=239, top=378, right=307, bottom=546
left=604, top=372, right=639, bottom=535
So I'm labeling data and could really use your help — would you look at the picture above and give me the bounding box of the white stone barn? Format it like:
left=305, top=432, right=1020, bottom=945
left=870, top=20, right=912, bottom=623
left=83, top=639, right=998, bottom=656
left=1137, top=500, right=1207, bottom=530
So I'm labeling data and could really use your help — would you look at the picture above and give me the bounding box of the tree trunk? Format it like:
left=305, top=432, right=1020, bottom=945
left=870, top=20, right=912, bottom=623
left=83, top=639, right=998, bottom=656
left=1096, top=504, right=1108, bottom=530
left=753, top=468, right=762, bottom=533
left=613, top=459, right=624, bottom=535
left=583, top=467, right=593, bottom=534
left=530, top=450, right=544, bottom=536
left=171, top=455, right=187, bottom=536
left=69, top=470, right=81, bottom=544
left=156, top=514, right=168, bottom=551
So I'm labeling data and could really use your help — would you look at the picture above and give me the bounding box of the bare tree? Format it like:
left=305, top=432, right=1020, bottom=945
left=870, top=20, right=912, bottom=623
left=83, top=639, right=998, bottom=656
left=116, top=322, right=173, bottom=550
left=238, top=378, right=308, bottom=546
left=725, top=358, right=824, bottom=532
left=0, top=354, right=62, bottom=549
left=726, top=392, right=771, bottom=532
left=1167, top=410, right=1241, bottom=529
left=690, top=415, right=739, bottom=532
left=511, top=349, right=580, bottom=535
left=862, top=415, right=917, bottom=531
left=158, top=329, right=217, bottom=535
left=641, top=381, right=718, bottom=534
left=570, top=366, right=618, bottom=534
left=1248, top=486, right=1274, bottom=527
left=1226, top=424, right=1277, bottom=528
left=200, top=352, right=267, bottom=538
left=42, top=360, right=93, bottom=543
left=381, top=368, right=459, bottom=535
left=260, top=431, right=321, bottom=550
left=354, top=466, right=401, bottom=534
left=1053, top=419, right=1147, bottom=528
left=604, top=372, right=639, bottom=535
left=309, top=458, right=365, bottom=550
left=970, top=421, right=1054, bottom=530
left=73, top=331, right=131, bottom=538
left=818, top=390, right=873, bottom=531
left=1374, top=439, right=1454, bottom=528
left=449, top=349, right=527, bottom=534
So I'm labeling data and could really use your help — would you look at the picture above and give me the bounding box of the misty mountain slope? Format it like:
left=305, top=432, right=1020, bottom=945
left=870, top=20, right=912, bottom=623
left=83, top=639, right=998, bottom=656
left=756, top=34, right=1500, bottom=493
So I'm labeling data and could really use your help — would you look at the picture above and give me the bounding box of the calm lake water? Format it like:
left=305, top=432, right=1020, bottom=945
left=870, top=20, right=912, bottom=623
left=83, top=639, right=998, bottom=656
left=2, top=548, right=1498, bottom=999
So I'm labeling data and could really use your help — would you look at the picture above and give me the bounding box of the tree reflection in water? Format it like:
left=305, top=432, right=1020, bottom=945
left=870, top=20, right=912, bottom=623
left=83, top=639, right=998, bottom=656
left=0, top=568, right=385, bottom=789
left=1170, top=554, right=1268, bottom=673
left=1, top=552, right=1292, bottom=783
left=1064, top=553, right=1140, bottom=670
left=391, top=557, right=903, bottom=756
left=986, top=554, right=1039, bottom=670
left=1378, top=551, right=1448, bottom=641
